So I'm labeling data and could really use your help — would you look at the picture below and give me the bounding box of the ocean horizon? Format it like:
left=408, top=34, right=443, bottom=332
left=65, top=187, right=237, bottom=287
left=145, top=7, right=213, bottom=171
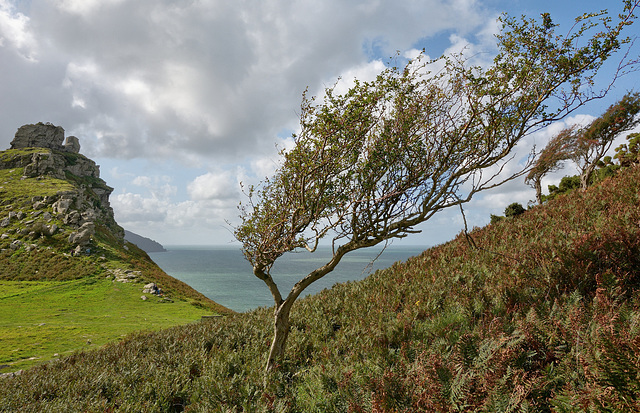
left=149, top=245, right=426, bottom=312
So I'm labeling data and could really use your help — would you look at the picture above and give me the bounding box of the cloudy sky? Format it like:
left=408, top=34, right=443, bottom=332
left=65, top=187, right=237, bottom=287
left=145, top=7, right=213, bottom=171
left=1, top=0, right=639, bottom=247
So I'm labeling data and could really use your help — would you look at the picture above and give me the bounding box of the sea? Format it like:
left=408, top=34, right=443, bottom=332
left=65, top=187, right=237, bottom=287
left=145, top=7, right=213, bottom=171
left=149, top=245, right=426, bottom=312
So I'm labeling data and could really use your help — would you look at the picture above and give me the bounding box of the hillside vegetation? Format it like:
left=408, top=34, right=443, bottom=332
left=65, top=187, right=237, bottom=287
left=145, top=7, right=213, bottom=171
left=1, top=163, right=640, bottom=411
left=0, top=136, right=230, bottom=374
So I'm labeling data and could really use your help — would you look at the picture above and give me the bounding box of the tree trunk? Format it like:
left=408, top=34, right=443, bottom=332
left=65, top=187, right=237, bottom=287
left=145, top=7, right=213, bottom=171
left=259, top=244, right=353, bottom=387
left=264, top=299, right=293, bottom=386
left=580, top=163, right=595, bottom=190
left=534, top=178, right=543, bottom=204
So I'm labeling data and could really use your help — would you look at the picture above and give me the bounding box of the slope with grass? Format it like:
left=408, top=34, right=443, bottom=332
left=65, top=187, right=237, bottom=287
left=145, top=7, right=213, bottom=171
left=1, top=164, right=639, bottom=411
left=0, top=128, right=231, bottom=374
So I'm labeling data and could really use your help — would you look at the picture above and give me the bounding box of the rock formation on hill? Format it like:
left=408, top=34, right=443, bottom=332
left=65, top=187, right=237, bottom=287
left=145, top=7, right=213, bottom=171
left=0, top=122, right=123, bottom=256
left=4, top=123, right=100, bottom=182
left=11, top=123, right=81, bottom=153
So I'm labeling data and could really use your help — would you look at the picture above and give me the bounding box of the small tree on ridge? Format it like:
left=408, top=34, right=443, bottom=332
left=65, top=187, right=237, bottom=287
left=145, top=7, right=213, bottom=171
left=525, top=126, right=578, bottom=204
left=569, top=92, right=640, bottom=189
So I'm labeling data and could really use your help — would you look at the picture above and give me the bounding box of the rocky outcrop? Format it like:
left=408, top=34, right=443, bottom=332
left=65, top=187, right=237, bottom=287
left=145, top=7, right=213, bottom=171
left=68, top=222, right=95, bottom=247
left=2, top=124, right=101, bottom=181
left=0, top=122, right=124, bottom=253
left=27, top=153, right=99, bottom=180
left=10, top=123, right=65, bottom=150
left=105, top=268, right=142, bottom=283
left=19, top=151, right=100, bottom=180
left=10, top=123, right=80, bottom=153
left=64, top=136, right=80, bottom=153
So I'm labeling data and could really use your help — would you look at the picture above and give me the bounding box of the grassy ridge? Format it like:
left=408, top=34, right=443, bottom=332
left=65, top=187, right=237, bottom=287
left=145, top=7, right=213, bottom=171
left=1, top=165, right=639, bottom=411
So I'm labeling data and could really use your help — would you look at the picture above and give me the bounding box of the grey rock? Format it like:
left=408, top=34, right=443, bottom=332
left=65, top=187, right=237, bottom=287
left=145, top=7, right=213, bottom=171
left=81, top=209, right=96, bottom=224
left=0, top=370, right=23, bottom=379
left=64, top=136, right=80, bottom=153
left=92, top=187, right=112, bottom=207
left=9, top=123, right=101, bottom=180
left=11, top=123, right=65, bottom=150
left=64, top=158, right=100, bottom=178
left=52, top=197, right=74, bottom=215
left=4, top=123, right=126, bottom=246
left=23, top=152, right=65, bottom=179
left=64, top=210, right=81, bottom=226
left=68, top=222, right=95, bottom=246
left=142, top=283, right=162, bottom=295
left=32, top=201, right=47, bottom=210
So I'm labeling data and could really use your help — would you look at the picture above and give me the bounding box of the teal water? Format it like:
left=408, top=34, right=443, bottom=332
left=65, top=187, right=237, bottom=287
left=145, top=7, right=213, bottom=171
left=149, top=245, right=425, bottom=312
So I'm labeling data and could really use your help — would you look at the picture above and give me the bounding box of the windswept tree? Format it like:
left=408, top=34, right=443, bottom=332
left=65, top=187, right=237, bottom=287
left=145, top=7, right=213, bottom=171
left=235, top=2, right=639, bottom=383
left=569, top=92, right=640, bottom=189
left=525, top=126, right=579, bottom=204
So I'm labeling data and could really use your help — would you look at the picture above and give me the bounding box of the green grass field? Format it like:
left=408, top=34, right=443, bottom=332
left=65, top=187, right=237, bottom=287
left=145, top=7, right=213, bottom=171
left=0, top=276, right=217, bottom=372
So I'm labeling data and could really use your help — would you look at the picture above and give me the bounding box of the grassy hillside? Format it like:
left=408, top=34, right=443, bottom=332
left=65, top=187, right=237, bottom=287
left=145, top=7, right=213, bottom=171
left=0, top=240, right=231, bottom=373
left=0, top=147, right=231, bottom=374
left=1, top=164, right=640, bottom=411
left=0, top=277, right=221, bottom=372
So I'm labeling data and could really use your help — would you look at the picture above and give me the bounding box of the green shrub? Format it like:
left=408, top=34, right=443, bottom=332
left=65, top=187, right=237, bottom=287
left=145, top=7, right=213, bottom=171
left=490, top=214, right=504, bottom=224
left=504, top=202, right=525, bottom=218
left=544, top=174, right=581, bottom=202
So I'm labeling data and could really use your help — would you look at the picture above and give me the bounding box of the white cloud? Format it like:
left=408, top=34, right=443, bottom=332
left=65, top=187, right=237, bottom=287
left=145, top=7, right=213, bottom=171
left=187, top=171, right=239, bottom=202
left=0, top=0, right=494, bottom=165
left=112, top=192, right=168, bottom=224
left=109, top=167, right=242, bottom=244
left=0, top=0, right=37, bottom=60
left=249, top=156, right=281, bottom=181
left=328, top=60, right=388, bottom=96
left=52, top=0, right=127, bottom=17
left=403, top=48, right=424, bottom=60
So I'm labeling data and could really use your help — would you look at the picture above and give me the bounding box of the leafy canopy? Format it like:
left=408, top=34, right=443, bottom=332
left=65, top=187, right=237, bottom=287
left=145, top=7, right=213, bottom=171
left=237, top=5, right=638, bottom=276
left=615, top=131, right=640, bottom=165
